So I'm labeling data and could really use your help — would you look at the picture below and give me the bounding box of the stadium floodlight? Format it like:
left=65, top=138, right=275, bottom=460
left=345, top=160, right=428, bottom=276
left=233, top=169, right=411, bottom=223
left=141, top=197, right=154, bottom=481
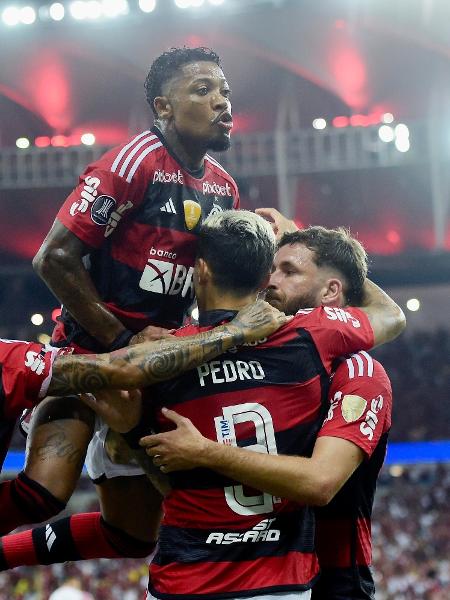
left=381, top=112, right=394, bottom=124
left=174, top=0, right=192, bottom=8
left=16, top=137, right=30, bottom=149
left=394, top=136, right=410, bottom=153
left=406, top=298, right=420, bottom=312
left=31, top=313, right=44, bottom=326
left=81, top=132, right=96, bottom=145
left=49, top=2, right=65, bottom=20
left=101, top=0, right=129, bottom=17
left=312, top=118, right=327, bottom=130
left=70, top=1, right=89, bottom=19
left=138, top=0, right=156, bottom=12
left=20, top=6, right=36, bottom=24
left=2, top=6, right=21, bottom=26
left=378, top=125, right=394, bottom=143
left=85, top=0, right=102, bottom=19
left=394, top=123, right=409, bottom=139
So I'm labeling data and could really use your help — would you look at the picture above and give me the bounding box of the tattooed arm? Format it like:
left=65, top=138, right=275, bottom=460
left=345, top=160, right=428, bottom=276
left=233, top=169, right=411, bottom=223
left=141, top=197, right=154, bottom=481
left=47, top=300, right=290, bottom=396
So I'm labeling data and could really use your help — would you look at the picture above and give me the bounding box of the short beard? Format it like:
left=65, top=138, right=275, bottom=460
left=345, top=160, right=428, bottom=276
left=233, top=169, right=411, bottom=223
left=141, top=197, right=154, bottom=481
left=285, top=291, right=321, bottom=315
left=208, top=136, right=231, bottom=152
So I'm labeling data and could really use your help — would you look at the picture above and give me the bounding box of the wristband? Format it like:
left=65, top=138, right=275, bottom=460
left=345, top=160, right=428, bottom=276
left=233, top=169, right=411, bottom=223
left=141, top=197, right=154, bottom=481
left=109, top=329, right=134, bottom=351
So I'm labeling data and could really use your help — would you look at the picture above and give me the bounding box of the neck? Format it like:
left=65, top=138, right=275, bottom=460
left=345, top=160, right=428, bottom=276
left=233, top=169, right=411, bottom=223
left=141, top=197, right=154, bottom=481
left=198, top=289, right=259, bottom=313
left=155, top=121, right=205, bottom=171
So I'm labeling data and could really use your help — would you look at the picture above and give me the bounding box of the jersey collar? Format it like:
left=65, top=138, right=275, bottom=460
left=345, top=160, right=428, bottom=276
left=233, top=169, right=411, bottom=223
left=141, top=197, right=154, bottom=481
left=198, top=309, right=238, bottom=327
left=151, top=125, right=205, bottom=179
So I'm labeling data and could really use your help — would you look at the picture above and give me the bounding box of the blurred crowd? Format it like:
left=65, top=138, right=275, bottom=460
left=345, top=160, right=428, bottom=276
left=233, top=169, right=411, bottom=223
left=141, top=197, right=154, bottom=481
left=0, top=463, right=447, bottom=599
left=372, top=328, right=450, bottom=441
left=373, top=463, right=450, bottom=599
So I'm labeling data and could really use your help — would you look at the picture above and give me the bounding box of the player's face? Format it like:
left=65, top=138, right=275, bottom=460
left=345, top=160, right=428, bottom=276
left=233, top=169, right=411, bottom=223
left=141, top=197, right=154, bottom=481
left=166, top=61, right=232, bottom=152
left=266, top=244, right=328, bottom=315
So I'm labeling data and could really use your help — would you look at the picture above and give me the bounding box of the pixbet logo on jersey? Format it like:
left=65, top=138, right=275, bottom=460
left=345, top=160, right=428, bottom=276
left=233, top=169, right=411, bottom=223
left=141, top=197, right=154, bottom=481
left=152, top=169, right=184, bottom=185
left=203, top=181, right=232, bottom=196
left=139, top=259, right=194, bottom=298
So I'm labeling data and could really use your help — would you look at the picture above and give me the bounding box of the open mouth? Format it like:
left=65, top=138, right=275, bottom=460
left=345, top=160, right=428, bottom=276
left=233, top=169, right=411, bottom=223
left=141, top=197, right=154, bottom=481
left=214, top=112, right=233, bottom=131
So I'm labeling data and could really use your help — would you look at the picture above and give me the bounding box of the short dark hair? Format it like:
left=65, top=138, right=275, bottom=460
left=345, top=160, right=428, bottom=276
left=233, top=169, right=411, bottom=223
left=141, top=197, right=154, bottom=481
left=278, top=226, right=368, bottom=305
left=145, top=47, right=222, bottom=117
left=197, top=210, right=276, bottom=295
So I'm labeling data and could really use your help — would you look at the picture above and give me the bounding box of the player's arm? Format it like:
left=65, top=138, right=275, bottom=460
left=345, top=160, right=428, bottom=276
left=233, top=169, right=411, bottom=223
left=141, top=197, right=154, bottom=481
left=33, top=220, right=128, bottom=348
left=140, top=409, right=363, bottom=506
left=47, top=300, right=291, bottom=396
left=357, top=278, right=406, bottom=346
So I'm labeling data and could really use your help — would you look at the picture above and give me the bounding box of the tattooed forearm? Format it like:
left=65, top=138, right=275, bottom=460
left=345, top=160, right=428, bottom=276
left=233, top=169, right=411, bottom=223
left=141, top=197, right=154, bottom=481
left=48, top=324, right=245, bottom=396
left=47, top=299, right=287, bottom=396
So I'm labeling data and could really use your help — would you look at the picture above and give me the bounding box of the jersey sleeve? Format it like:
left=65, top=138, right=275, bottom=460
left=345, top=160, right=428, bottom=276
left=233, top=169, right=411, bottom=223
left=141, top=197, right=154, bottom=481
left=293, top=306, right=374, bottom=373
left=57, top=132, right=160, bottom=248
left=0, top=341, right=71, bottom=418
left=318, top=354, right=392, bottom=457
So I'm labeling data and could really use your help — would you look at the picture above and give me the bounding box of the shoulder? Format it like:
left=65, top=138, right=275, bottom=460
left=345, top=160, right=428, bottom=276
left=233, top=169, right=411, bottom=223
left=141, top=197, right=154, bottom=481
left=332, top=352, right=392, bottom=395
left=104, top=130, right=164, bottom=184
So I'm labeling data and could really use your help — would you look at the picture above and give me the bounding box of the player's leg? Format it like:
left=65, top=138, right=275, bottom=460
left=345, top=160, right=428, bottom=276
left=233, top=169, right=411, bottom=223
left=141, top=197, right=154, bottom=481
left=0, top=423, right=161, bottom=569
left=0, top=395, right=94, bottom=535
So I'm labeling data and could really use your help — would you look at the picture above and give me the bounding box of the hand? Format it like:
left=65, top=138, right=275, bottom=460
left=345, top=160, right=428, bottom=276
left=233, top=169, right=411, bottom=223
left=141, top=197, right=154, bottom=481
left=80, top=389, right=142, bottom=433
left=231, top=300, right=292, bottom=343
left=255, top=207, right=298, bottom=240
left=129, top=326, right=175, bottom=346
left=139, top=408, right=210, bottom=473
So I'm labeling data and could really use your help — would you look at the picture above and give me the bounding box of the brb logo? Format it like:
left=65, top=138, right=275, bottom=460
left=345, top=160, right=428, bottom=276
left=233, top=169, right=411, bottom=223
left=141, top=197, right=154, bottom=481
left=139, top=258, right=194, bottom=298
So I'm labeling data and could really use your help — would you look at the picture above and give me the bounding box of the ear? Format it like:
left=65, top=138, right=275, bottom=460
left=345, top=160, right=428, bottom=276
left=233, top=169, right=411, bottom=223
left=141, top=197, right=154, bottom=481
left=194, top=258, right=212, bottom=286
left=154, top=96, right=172, bottom=120
left=321, top=277, right=344, bottom=306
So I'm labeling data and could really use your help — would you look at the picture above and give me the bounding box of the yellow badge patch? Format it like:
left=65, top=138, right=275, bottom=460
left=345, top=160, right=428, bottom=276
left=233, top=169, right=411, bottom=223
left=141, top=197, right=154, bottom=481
left=183, top=200, right=202, bottom=230
left=341, top=394, right=367, bottom=423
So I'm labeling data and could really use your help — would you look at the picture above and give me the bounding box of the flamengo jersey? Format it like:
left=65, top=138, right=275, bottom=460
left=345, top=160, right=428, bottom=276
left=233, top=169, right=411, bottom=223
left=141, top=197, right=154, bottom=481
left=147, top=306, right=375, bottom=599
left=0, top=340, right=69, bottom=469
left=55, top=127, right=239, bottom=351
left=313, top=352, right=392, bottom=600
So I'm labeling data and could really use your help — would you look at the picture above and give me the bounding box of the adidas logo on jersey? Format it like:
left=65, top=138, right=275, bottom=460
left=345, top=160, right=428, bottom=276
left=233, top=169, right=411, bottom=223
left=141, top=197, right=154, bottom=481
left=160, top=198, right=177, bottom=214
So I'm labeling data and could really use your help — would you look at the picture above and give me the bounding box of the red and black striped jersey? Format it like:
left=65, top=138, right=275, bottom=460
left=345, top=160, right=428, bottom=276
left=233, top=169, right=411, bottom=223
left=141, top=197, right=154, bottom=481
left=313, top=353, right=392, bottom=600
left=146, top=306, right=374, bottom=599
left=0, top=340, right=70, bottom=469
left=54, top=128, right=239, bottom=351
